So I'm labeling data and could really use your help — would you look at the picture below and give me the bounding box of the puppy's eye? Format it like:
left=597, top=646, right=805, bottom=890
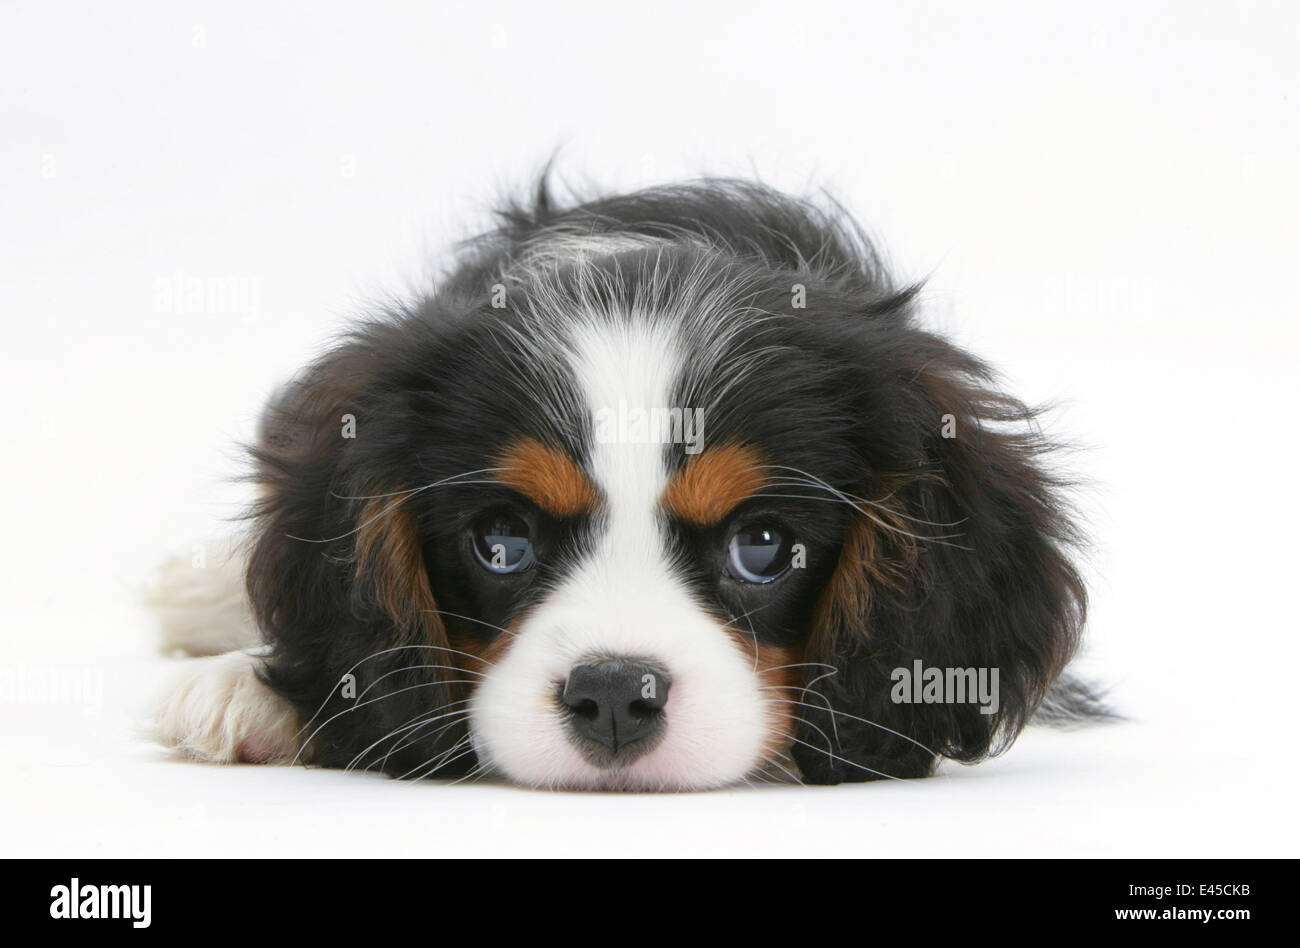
left=472, top=511, right=535, bottom=574
left=726, top=522, right=794, bottom=584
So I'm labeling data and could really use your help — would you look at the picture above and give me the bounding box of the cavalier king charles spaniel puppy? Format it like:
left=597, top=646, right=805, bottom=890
left=150, top=177, right=1103, bottom=789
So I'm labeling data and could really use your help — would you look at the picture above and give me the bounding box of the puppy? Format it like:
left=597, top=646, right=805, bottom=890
left=151, top=178, right=1102, bottom=789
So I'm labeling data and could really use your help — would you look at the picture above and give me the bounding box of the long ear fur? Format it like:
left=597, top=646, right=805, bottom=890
left=244, top=344, right=468, bottom=775
left=794, top=332, right=1088, bottom=783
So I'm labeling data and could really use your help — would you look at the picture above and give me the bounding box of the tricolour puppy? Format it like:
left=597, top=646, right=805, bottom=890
left=151, top=178, right=1104, bottom=789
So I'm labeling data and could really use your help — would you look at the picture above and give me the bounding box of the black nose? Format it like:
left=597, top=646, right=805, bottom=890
left=561, top=659, right=670, bottom=760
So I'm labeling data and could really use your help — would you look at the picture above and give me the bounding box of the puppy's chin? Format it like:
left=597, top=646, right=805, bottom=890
left=468, top=720, right=768, bottom=793
left=471, top=733, right=755, bottom=793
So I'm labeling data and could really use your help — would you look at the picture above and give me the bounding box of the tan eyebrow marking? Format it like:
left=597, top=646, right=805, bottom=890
left=495, top=437, right=600, bottom=518
left=660, top=443, right=767, bottom=525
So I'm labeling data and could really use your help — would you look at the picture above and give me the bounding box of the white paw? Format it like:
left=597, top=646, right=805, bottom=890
left=153, top=650, right=301, bottom=764
left=144, top=537, right=260, bottom=656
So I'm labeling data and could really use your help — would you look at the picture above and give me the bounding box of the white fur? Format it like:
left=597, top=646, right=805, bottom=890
left=145, top=538, right=260, bottom=656
left=510, top=230, right=679, bottom=279
left=470, top=313, right=772, bottom=790
left=146, top=540, right=298, bottom=765
left=152, top=648, right=301, bottom=764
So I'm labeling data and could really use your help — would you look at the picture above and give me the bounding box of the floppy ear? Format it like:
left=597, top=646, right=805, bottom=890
left=245, top=342, right=465, bottom=774
left=793, top=332, right=1087, bottom=783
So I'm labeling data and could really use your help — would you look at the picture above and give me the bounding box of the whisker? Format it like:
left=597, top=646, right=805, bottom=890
left=787, top=734, right=905, bottom=782
left=772, top=698, right=939, bottom=757
left=354, top=665, right=483, bottom=704
left=722, top=601, right=775, bottom=673
left=403, top=740, right=478, bottom=782
left=758, top=661, right=837, bottom=675
left=418, top=609, right=520, bottom=640
left=351, top=712, right=472, bottom=774
left=759, top=484, right=966, bottom=532
left=761, top=758, right=805, bottom=786
left=358, top=673, right=483, bottom=704
left=330, top=469, right=509, bottom=502
left=396, top=734, right=473, bottom=781
left=344, top=703, right=474, bottom=772
left=748, top=494, right=972, bottom=549
left=758, top=464, right=966, bottom=529
left=443, top=760, right=489, bottom=787
left=745, top=749, right=805, bottom=787
left=795, top=668, right=844, bottom=745
left=767, top=709, right=835, bottom=753
left=291, top=678, right=460, bottom=768
left=381, top=715, right=475, bottom=774
left=289, top=643, right=498, bottom=762
left=289, top=469, right=509, bottom=544
left=377, top=705, right=478, bottom=767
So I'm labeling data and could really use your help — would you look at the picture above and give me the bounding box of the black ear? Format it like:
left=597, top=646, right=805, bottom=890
left=244, top=341, right=467, bottom=775
left=793, top=331, right=1087, bottom=783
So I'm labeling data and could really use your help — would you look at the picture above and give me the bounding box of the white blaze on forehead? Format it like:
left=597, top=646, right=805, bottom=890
left=571, top=316, right=683, bottom=518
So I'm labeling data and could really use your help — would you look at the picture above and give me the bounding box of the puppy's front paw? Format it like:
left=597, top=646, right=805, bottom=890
left=153, top=650, right=302, bottom=764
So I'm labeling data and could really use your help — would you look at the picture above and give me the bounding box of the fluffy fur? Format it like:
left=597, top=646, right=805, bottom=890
left=151, top=176, right=1103, bottom=789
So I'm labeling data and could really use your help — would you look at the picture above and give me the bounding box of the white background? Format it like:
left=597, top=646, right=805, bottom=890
left=1, top=0, right=1296, bottom=857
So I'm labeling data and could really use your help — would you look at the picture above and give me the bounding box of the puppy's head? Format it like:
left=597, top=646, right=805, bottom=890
left=248, top=181, right=1085, bottom=789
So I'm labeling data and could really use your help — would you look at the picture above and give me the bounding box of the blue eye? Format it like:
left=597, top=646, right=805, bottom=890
left=472, top=511, right=535, bottom=574
left=726, top=523, right=793, bottom=584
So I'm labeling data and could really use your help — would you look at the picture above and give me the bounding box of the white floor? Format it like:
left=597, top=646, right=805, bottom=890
left=2, top=645, right=1286, bottom=857
left=2, top=1, right=1297, bottom=858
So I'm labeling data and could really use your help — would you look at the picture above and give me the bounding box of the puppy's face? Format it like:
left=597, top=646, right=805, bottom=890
left=399, top=258, right=859, bottom=790
left=249, top=185, right=1086, bottom=789
left=444, top=332, right=845, bottom=789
